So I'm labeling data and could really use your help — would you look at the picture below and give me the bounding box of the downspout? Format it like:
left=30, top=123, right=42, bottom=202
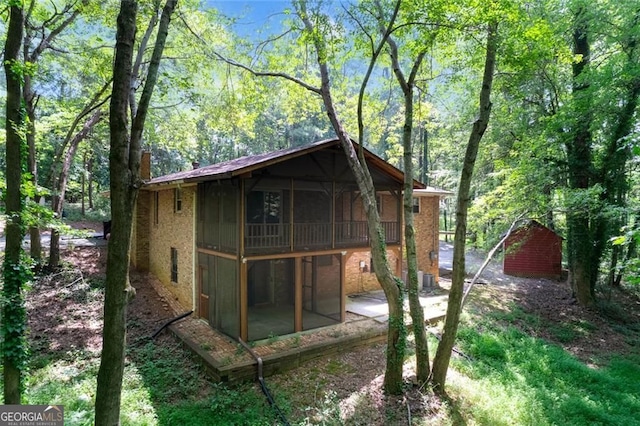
left=238, top=338, right=290, bottom=426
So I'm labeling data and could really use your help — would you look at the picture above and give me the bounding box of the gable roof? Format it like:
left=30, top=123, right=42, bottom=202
left=506, top=219, right=564, bottom=240
left=143, top=138, right=426, bottom=189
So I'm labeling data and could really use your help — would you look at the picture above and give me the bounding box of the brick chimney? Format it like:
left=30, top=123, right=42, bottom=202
left=141, top=151, right=151, bottom=180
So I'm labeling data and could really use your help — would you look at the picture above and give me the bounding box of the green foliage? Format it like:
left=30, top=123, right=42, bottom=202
left=3, top=59, right=36, bottom=84
left=63, top=201, right=110, bottom=222
left=1, top=253, right=34, bottom=377
left=611, top=224, right=640, bottom=286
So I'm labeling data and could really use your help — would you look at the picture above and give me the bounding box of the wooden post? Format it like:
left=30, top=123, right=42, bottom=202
left=239, top=180, right=245, bottom=255
left=239, top=179, right=248, bottom=341
left=340, top=252, right=346, bottom=322
left=331, top=181, right=336, bottom=248
left=240, top=259, right=248, bottom=341
left=295, top=256, right=303, bottom=332
left=290, top=179, right=294, bottom=251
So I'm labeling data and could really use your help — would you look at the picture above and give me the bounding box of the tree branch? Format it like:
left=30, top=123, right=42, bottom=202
left=211, top=50, right=322, bottom=95
left=29, top=0, right=88, bottom=62
left=130, top=0, right=178, bottom=179
left=461, top=214, right=527, bottom=307
left=130, top=0, right=162, bottom=119
left=355, top=0, right=401, bottom=160
left=46, top=78, right=113, bottom=187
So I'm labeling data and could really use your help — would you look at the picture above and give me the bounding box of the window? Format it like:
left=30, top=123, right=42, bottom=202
left=376, top=195, right=382, bottom=214
left=171, top=247, right=178, bottom=283
left=412, top=197, right=420, bottom=214
left=247, top=190, right=281, bottom=225
left=154, top=192, right=159, bottom=225
left=174, top=187, right=182, bottom=213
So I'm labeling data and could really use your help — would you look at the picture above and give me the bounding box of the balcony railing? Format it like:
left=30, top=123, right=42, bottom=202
left=245, top=223, right=290, bottom=249
left=294, top=223, right=331, bottom=249
left=243, top=220, right=400, bottom=252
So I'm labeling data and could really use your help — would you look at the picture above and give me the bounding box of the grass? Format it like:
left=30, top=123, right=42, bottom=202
left=22, top=336, right=277, bottom=425
left=11, top=311, right=640, bottom=425
left=448, top=315, right=640, bottom=426
left=7, top=251, right=640, bottom=424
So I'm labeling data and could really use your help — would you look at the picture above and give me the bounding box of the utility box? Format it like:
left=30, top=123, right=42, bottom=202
left=423, top=273, right=435, bottom=290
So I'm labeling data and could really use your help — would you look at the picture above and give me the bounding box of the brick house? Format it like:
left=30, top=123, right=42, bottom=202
left=131, top=138, right=448, bottom=341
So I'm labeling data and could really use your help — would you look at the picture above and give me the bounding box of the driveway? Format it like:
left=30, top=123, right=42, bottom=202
left=0, top=230, right=107, bottom=251
left=439, top=240, right=529, bottom=288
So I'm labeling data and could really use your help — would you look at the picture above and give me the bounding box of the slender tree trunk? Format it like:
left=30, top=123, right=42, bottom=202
left=88, top=156, right=95, bottom=209
left=23, top=24, right=40, bottom=261
left=385, top=28, right=430, bottom=383
left=296, top=0, right=407, bottom=394
left=44, top=79, right=112, bottom=190
left=95, top=1, right=177, bottom=423
left=81, top=150, right=86, bottom=216
left=94, top=4, right=137, bottom=423
left=431, top=21, right=498, bottom=392
left=402, top=89, right=429, bottom=383
left=24, top=78, right=42, bottom=261
left=21, top=0, right=88, bottom=261
left=23, top=29, right=41, bottom=261
left=323, top=86, right=407, bottom=395
left=2, top=3, right=25, bottom=405
left=49, top=110, right=102, bottom=268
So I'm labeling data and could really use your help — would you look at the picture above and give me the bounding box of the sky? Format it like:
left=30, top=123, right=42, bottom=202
left=205, top=1, right=291, bottom=36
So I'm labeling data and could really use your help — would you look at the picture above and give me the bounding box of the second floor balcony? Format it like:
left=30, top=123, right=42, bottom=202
left=243, top=220, right=400, bottom=254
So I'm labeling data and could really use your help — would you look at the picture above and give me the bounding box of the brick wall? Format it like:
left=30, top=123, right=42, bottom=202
left=148, top=185, right=196, bottom=310
left=132, top=191, right=150, bottom=270
left=347, top=192, right=398, bottom=222
left=413, top=196, right=440, bottom=284
left=344, top=249, right=400, bottom=294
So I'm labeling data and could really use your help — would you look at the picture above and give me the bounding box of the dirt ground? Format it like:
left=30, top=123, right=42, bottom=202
left=25, top=221, right=640, bottom=424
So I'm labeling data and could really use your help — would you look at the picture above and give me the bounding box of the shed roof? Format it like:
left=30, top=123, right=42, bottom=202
left=413, top=188, right=453, bottom=197
left=506, top=220, right=563, bottom=239
left=143, top=138, right=427, bottom=189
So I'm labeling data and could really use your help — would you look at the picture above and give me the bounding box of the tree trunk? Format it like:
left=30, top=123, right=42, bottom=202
left=88, top=156, right=95, bottom=209
left=402, top=95, right=430, bottom=383
left=431, top=21, right=498, bottom=392
left=49, top=109, right=102, bottom=268
left=566, top=7, right=595, bottom=307
left=44, top=79, right=112, bottom=190
left=21, top=0, right=88, bottom=261
left=95, top=1, right=177, bottom=423
left=385, top=29, right=430, bottom=383
left=25, top=97, right=42, bottom=261
left=81, top=150, right=86, bottom=216
left=23, top=57, right=42, bottom=261
left=325, top=89, right=407, bottom=395
left=296, top=0, right=407, bottom=394
left=94, top=4, right=138, bottom=422
left=2, top=3, right=25, bottom=405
